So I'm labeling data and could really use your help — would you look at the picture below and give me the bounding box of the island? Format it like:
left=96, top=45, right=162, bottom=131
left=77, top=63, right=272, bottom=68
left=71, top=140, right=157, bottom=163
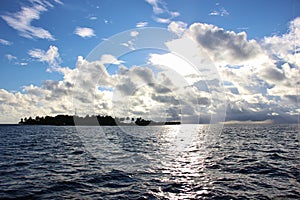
left=18, top=115, right=181, bottom=126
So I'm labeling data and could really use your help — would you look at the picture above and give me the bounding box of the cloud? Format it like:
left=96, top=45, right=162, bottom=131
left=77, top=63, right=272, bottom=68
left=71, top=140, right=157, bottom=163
left=100, top=54, right=124, bottom=65
left=130, top=31, right=139, bottom=37
left=171, top=19, right=299, bottom=124
left=208, top=11, right=219, bottom=16
left=136, top=22, right=148, bottom=28
left=258, top=18, right=300, bottom=101
left=1, top=0, right=58, bottom=40
left=54, top=0, right=63, bottom=5
left=148, top=53, right=198, bottom=78
left=0, top=51, right=192, bottom=123
left=208, top=3, right=229, bottom=17
left=145, top=0, right=180, bottom=24
left=262, top=17, right=300, bottom=66
left=28, top=45, right=61, bottom=70
left=188, top=23, right=262, bottom=66
left=1, top=18, right=299, bottom=124
left=5, top=54, right=28, bottom=66
left=0, top=38, right=12, bottom=46
left=19, top=62, right=28, bottom=66
left=103, top=19, right=111, bottom=24
left=89, top=16, right=98, bottom=20
left=112, top=65, right=185, bottom=121
left=145, top=0, right=164, bottom=14
left=121, top=31, right=140, bottom=50
left=170, top=11, right=180, bottom=18
left=0, top=54, right=119, bottom=123
left=223, top=119, right=274, bottom=125
left=74, top=27, right=96, bottom=38
left=260, top=67, right=285, bottom=82
left=5, top=54, right=17, bottom=61
left=154, top=17, right=170, bottom=24
left=168, top=21, right=187, bottom=36
left=209, top=7, right=229, bottom=17
left=237, top=27, right=249, bottom=31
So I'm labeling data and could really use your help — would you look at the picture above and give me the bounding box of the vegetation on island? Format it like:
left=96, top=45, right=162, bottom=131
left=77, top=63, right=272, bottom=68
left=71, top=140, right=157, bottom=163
left=18, top=115, right=180, bottom=126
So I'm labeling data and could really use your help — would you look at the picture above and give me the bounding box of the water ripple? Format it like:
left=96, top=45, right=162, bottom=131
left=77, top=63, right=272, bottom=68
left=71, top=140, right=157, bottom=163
left=0, top=124, right=299, bottom=199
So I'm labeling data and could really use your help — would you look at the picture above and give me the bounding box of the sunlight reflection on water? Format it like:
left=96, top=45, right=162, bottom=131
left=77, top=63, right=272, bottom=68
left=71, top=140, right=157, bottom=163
left=155, top=125, right=216, bottom=199
left=74, top=124, right=226, bottom=199
left=76, top=125, right=219, bottom=160
left=1, top=125, right=299, bottom=199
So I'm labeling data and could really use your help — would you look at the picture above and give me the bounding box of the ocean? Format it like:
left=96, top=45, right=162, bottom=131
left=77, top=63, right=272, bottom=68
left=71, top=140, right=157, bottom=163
left=0, top=124, right=299, bottom=199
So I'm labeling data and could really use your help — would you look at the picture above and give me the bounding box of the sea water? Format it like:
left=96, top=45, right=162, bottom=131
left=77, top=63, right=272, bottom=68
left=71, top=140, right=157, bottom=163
left=0, top=124, right=299, bottom=199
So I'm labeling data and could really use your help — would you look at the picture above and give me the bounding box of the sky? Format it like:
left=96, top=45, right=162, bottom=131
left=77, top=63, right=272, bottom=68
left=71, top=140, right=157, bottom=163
left=0, top=0, right=299, bottom=124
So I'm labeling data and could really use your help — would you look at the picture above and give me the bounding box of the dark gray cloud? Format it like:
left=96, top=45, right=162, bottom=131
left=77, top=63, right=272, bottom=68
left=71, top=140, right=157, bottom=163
left=42, top=80, right=71, bottom=99
left=260, top=67, right=285, bottom=82
left=151, top=93, right=179, bottom=104
left=150, top=83, right=172, bottom=94
left=225, top=106, right=298, bottom=124
left=189, top=23, right=261, bottom=64
left=115, top=78, right=136, bottom=96
left=283, top=95, right=298, bottom=104
left=197, top=97, right=210, bottom=105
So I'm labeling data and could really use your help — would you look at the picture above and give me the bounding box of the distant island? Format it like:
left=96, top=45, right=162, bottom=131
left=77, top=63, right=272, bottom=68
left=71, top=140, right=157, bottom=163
left=18, top=115, right=180, bottom=126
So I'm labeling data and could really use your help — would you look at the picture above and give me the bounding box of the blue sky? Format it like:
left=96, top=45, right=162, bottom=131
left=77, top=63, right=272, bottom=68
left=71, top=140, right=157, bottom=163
left=0, top=0, right=299, bottom=123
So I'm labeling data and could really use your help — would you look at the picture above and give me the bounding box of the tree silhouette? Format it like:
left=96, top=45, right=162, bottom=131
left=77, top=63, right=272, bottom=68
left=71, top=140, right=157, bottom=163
left=19, top=114, right=180, bottom=126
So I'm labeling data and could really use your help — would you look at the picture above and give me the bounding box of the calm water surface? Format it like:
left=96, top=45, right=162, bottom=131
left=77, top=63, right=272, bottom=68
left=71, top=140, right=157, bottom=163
left=0, top=124, right=299, bottom=199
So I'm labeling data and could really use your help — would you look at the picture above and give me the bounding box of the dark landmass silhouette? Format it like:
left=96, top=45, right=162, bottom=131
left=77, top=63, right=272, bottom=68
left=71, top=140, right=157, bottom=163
left=19, top=115, right=180, bottom=126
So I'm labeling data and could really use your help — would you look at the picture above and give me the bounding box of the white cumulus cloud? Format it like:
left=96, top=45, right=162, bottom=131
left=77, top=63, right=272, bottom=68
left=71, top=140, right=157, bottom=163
left=185, top=19, right=299, bottom=123
left=28, top=45, right=61, bottom=71
left=74, top=27, right=96, bottom=38
left=168, top=21, right=187, bottom=36
left=0, top=18, right=299, bottom=124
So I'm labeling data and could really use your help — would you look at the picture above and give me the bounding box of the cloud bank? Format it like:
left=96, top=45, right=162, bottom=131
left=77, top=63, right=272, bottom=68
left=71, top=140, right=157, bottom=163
left=0, top=18, right=299, bottom=124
